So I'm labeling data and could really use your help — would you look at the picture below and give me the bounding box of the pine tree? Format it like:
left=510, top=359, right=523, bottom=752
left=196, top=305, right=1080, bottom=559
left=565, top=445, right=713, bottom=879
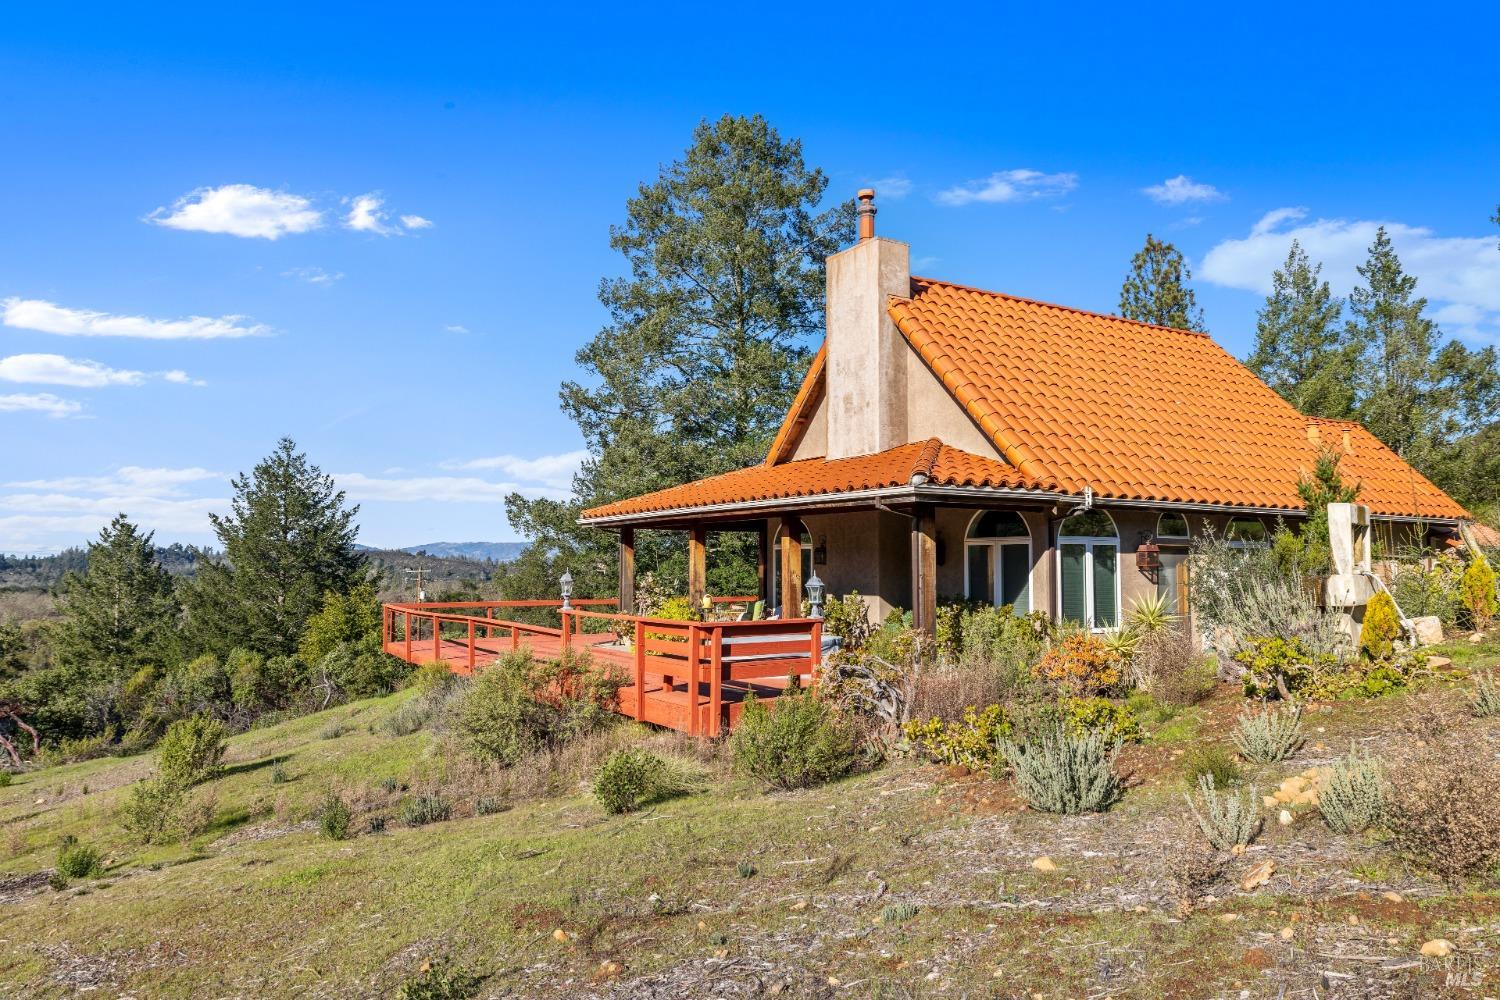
left=1347, top=227, right=1500, bottom=490
left=54, top=515, right=180, bottom=696
left=505, top=115, right=853, bottom=599
left=1295, top=448, right=1360, bottom=573
left=185, top=438, right=363, bottom=657
left=1119, top=234, right=1206, bottom=331
left=1246, top=240, right=1354, bottom=418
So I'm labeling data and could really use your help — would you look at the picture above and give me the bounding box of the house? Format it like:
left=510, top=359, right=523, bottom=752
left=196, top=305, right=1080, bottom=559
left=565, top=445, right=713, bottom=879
left=579, top=190, right=1470, bottom=636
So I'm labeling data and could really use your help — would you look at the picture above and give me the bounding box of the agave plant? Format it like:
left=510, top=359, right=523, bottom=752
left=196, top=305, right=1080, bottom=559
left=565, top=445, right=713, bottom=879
left=1125, top=592, right=1178, bottom=636
left=1100, top=628, right=1141, bottom=663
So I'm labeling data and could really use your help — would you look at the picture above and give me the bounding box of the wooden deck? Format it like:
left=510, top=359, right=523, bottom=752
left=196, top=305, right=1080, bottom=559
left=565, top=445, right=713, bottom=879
left=382, top=600, right=820, bottom=736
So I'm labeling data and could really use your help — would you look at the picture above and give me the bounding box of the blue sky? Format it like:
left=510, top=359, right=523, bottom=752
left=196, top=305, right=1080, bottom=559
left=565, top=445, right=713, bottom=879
left=3, top=3, right=1498, bottom=554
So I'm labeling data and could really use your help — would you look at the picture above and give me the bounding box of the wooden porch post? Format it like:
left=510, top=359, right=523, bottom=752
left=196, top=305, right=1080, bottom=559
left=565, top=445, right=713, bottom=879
left=779, top=516, right=803, bottom=615
left=617, top=527, right=636, bottom=615
left=911, top=504, right=938, bottom=638
left=687, top=526, right=708, bottom=615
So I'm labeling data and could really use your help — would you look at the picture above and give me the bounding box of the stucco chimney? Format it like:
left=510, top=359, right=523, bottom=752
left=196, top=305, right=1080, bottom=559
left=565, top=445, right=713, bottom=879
left=825, top=189, right=911, bottom=460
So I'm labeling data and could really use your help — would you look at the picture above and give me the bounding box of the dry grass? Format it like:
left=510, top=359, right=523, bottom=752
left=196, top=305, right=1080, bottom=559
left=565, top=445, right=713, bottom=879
left=1384, top=726, right=1500, bottom=884
left=1156, top=824, right=1228, bottom=916
left=1134, top=628, right=1216, bottom=706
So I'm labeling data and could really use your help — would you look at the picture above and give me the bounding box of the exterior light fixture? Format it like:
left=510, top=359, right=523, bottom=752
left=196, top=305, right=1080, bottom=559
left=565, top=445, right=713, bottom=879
left=804, top=571, right=826, bottom=618
left=559, top=570, right=573, bottom=611
left=1135, top=539, right=1161, bottom=572
left=813, top=536, right=828, bottom=566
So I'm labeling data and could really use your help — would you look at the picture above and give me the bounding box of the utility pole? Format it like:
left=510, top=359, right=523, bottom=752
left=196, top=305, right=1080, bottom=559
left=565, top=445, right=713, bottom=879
left=403, top=565, right=429, bottom=603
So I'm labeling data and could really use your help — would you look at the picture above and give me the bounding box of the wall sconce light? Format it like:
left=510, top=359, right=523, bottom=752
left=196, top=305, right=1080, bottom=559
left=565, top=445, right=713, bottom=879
left=813, top=536, right=828, bottom=566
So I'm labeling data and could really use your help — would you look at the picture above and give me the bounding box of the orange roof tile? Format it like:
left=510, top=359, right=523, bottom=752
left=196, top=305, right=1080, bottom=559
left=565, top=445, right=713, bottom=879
left=582, top=439, right=1050, bottom=520
left=888, top=278, right=1468, bottom=520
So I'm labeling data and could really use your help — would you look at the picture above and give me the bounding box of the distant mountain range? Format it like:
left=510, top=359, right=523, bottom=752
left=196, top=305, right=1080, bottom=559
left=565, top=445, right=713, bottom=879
left=358, top=541, right=528, bottom=563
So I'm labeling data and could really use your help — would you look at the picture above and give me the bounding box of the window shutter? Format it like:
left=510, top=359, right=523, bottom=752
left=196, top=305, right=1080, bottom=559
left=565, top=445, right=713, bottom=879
left=1001, top=543, right=1030, bottom=614
left=1092, top=544, right=1118, bottom=629
left=1060, top=544, right=1086, bottom=625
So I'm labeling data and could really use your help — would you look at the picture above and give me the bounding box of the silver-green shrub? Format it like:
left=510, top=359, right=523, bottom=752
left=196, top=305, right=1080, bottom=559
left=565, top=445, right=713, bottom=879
left=1232, top=704, right=1303, bottom=764
left=1319, top=747, right=1385, bottom=835
left=998, top=724, right=1121, bottom=814
left=1472, top=672, right=1500, bottom=719
left=1186, top=774, right=1261, bottom=850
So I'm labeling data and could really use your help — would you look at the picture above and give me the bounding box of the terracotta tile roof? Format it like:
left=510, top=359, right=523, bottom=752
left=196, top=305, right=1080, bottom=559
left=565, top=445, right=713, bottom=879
left=582, top=439, right=1050, bottom=520
left=888, top=278, right=1468, bottom=520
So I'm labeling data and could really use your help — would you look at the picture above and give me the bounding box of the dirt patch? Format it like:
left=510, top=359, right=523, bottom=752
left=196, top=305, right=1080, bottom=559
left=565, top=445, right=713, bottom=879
left=0, top=870, right=52, bottom=905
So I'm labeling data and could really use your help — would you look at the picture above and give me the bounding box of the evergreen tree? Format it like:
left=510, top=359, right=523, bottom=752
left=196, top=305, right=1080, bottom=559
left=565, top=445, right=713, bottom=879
left=1295, top=448, right=1361, bottom=572
left=1118, top=234, right=1206, bottom=331
left=54, top=514, right=179, bottom=681
left=1347, top=227, right=1500, bottom=490
left=185, top=438, right=363, bottom=657
left=1246, top=240, right=1354, bottom=418
left=505, top=115, right=853, bottom=600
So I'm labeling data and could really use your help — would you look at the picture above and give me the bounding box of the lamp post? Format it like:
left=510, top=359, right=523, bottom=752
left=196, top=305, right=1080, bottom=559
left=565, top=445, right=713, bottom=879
left=559, top=570, right=573, bottom=611
left=805, top=571, right=826, bottom=619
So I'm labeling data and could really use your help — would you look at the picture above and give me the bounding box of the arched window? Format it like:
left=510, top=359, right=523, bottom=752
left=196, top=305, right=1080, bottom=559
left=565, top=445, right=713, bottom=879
left=1156, top=512, right=1190, bottom=540
left=769, top=522, right=811, bottom=614
left=1058, top=509, right=1120, bottom=630
left=965, top=511, right=1031, bottom=613
left=1227, top=516, right=1268, bottom=546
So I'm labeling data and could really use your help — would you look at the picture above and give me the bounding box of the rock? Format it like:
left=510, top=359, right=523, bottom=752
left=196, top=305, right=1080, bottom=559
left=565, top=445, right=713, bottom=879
left=1382, top=891, right=1404, bottom=903
left=789, top=899, right=808, bottom=911
left=1279, top=927, right=1295, bottom=940
left=1409, top=616, right=1444, bottom=647
left=1262, top=795, right=1279, bottom=808
left=1230, top=844, right=1247, bottom=857
left=552, top=928, right=569, bottom=942
left=1425, top=656, right=1452, bottom=671
left=1217, top=912, right=1240, bottom=923
left=1031, top=856, right=1058, bottom=872
left=1240, top=860, right=1276, bottom=891
left=1278, top=809, right=1295, bottom=826
left=1469, top=633, right=1485, bottom=644
left=1420, top=938, right=1455, bottom=958
left=1347, top=914, right=1360, bottom=926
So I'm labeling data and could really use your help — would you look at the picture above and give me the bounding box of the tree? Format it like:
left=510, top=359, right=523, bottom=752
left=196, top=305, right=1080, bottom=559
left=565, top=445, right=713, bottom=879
left=1246, top=240, right=1355, bottom=418
left=1119, top=234, right=1205, bottom=331
left=1293, top=448, right=1360, bottom=573
left=505, top=115, right=853, bottom=600
left=1347, top=227, right=1500, bottom=492
left=54, top=514, right=180, bottom=686
left=185, top=438, right=363, bottom=657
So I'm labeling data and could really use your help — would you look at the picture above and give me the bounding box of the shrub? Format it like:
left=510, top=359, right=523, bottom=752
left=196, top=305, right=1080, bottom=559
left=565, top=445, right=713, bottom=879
left=1060, top=696, right=1141, bottom=743
left=1391, top=556, right=1464, bottom=628
left=1032, top=633, right=1120, bottom=697
left=1134, top=628, right=1216, bottom=705
left=997, top=723, right=1121, bottom=814
left=1386, top=734, right=1500, bottom=884
left=1460, top=555, right=1497, bottom=630
left=319, top=791, right=353, bottom=841
left=1359, top=592, right=1401, bottom=661
left=156, top=715, right=228, bottom=788
left=270, top=758, right=291, bottom=784
left=55, top=837, right=102, bottom=879
left=1234, top=636, right=1339, bottom=700
left=879, top=902, right=919, bottom=926
left=730, top=692, right=862, bottom=790
left=822, top=593, right=875, bottom=651
left=901, top=703, right=1010, bottom=770
left=1124, top=592, right=1178, bottom=637
left=1185, top=774, right=1261, bottom=850
left=299, top=583, right=383, bottom=666
left=1182, top=745, right=1242, bottom=788
left=0, top=771, right=11, bottom=788
left=399, top=795, right=451, bottom=827
left=1472, top=672, right=1500, bottom=718
left=450, top=650, right=619, bottom=765
left=397, top=959, right=484, bottom=1000
left=1160, top=836, right=1228, bottom=917
left=736, top=860, right=757, bottom=878
left=122, top=777, right=186, bottom=844
left=1232, top=704, right=1303, bottom=764
left=1319, top=747, right=1384, bottom=835
left=409, top=661, right=456, bottom=695
left=593, top=748, right=683, bottom=814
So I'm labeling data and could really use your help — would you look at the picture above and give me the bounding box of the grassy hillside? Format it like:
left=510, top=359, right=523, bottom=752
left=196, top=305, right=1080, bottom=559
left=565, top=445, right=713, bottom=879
left=2, top=643, right=1498, bottom=998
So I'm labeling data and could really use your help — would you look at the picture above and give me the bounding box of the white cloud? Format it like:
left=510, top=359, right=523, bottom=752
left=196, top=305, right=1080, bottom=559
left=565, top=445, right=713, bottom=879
left=0, top=393, right=82, bottom=418
left=148, top=184, right=323, bottom=240
left=0, top=465, right=227, bottom=552
left=865, top=176, right=912, bottom=200
left=0, top=354, right=143, bottom=387
left=345, top=193, right=396, bottom=235
left=400, top=214, right=434, bottom=230
left=2, top=297, right=267, bottom=340
left=334, top=471, right=568, bottom=503
left=440, top=450, right=587, bottom=491
left=281, top=266, right=344, bottom=285
left=1142, top=175, right=1225, bottom=205
left=936, top=169, right=1077, bottom=207
left=443, top=324, right=470, bottom=334
left=6, top=466, right=223, bottom=496
left=162, top=370, right=207, bottom=386
left=1201, top=209, right=1500, bottom=344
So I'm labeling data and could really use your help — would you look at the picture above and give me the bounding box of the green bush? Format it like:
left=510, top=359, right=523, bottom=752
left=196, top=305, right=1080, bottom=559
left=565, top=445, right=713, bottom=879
left=1359, top=592, right=1401, bottom=661
left=319, top=791, right=353, bottom=840
left=1182, top=744, right=1242, bottom=788
left=593, top=748, right=686, bottom=814
left=1061, top=696, right=1141, bottom=743
left=731, top=692, right=862, bottom=790
left=1472, top=672, right=1500, bottom=718
left=1232, top=703, right=1303, bottom=764
left=901, top=703, right=1010, bottom=770
left=1235, top=636, right=1340, bottom=699
left=397, top=959, right=484, bottom=1000
left=122, top=777, right=187, bottom=844
left=451, top=650, right=620, bottom=765
left=1460, top=555, right=1497, bottom=630
left=1186, top=774, right=1261, bottom=850
left=156, top=715, right=228, bottom=788
left=0, top=771, right=12, bottom=788
left=399, top=795, right=451, bottom=827
left=55, top=837, right=102, bottom=879
left=1319, top=747, right=1385, bottom=835
left=1391, top=557, right=1463, bottom=628
left=997, top=723, right=1122, bottom=814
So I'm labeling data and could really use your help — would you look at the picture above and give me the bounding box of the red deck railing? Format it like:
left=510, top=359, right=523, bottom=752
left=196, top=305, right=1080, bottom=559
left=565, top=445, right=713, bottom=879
left=381, top=598, right=820, bottom=736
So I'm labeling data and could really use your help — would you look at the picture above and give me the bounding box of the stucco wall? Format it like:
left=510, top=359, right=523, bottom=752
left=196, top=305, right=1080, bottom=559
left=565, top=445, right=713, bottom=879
left=789, top=395, right=827, bottom=461
left=904, top=344, right=1002, bottom=458
left=800, top=508, right=912, bottom=621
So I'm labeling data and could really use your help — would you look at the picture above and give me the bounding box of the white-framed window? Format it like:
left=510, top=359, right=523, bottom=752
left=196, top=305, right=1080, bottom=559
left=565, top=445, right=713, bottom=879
left=1057, top=508, right=1120, bottom=630
left=1226, top=516, right=1268, bottom=547
left=964, top=510, right=1032, bottom=613
left=769, top=522, right=811, bottom=614
left=1156, top=512, right=1190, bottom=540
